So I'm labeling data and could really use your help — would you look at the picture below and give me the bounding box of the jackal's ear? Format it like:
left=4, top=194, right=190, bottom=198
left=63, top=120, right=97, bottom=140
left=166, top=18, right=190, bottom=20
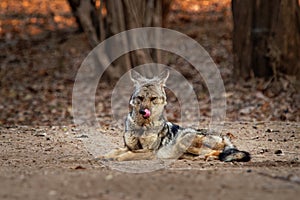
left=158, top=69, right=169, bottom=86
left=130, top=70, right=145, bottom=85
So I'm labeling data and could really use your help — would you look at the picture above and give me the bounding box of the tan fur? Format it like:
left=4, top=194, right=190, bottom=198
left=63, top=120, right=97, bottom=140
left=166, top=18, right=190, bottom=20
left=99, top=70, right=249, bottom=162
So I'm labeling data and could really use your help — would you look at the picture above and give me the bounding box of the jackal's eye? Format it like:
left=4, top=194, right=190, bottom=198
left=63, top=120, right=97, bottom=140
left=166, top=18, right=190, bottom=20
left=150, top=97, right=158, bottom=102
left=137, top=96, right=144, bottom=101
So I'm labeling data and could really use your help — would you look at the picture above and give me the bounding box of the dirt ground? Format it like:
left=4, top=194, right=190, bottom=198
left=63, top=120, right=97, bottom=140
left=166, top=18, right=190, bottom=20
left=0, top=122, right=299, bottom=200
left=1, top=0, right=300, bottom=199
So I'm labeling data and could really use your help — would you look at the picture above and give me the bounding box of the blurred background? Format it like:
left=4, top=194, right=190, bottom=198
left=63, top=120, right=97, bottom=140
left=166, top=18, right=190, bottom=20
left=0, top=0, right=299, bottom=125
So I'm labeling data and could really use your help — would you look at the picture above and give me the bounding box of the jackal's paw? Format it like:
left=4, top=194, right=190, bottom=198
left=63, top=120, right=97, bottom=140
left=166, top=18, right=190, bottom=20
left=219, top=148, right=251, bottom=162
left=204, top=150, right=220, bottom=161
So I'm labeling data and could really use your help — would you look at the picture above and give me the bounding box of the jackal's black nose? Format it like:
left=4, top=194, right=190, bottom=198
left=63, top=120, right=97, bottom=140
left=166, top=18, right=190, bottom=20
left=139, top=109, right=151, bottom=118
left=139, top=110, right=146, bottom=115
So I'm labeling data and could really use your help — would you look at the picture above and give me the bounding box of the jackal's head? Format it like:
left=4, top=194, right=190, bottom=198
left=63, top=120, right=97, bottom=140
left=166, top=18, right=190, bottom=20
left=129, top=70, right=169, bottom=125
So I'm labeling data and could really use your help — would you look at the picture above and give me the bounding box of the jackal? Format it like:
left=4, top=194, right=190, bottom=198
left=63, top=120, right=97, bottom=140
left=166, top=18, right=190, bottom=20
left=101, top=70, right=250, bottom=162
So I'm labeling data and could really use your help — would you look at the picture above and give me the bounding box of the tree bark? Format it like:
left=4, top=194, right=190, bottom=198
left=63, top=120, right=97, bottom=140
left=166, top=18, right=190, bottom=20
left=68, top=0, right=172, bottom=81
left=232, top=0, right=253, bottom=79
left=232, top=0, right=300, bottom=80
left=67, top=0, right=100, bottom=47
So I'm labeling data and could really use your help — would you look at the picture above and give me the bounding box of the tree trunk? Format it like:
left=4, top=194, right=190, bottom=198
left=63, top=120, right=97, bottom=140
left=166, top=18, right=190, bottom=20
left=104, top=0, right=161, bottom=80
left=232, top=0, right=300, bottom=80
left=67, top=0, right=172, bottom=81
left=67, top=0, right=100, bottom=47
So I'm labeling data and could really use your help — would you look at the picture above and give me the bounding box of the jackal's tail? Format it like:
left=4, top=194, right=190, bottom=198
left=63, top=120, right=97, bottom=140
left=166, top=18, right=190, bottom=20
left=219, top=148, right=251, bottom=162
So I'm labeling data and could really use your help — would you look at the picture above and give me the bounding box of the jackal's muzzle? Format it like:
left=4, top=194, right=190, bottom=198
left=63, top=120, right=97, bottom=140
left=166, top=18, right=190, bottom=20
left=139, top=108, right=151, bottom=119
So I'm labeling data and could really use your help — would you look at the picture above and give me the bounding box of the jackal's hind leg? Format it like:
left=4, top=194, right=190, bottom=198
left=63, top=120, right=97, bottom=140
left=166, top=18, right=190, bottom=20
left=177, top=131, right=251, bottom=162
left=184, top=134, right=238, bottom=161
left=204, top=150, right=221, bottom=161
left=185, top=134, right=205, bottom=155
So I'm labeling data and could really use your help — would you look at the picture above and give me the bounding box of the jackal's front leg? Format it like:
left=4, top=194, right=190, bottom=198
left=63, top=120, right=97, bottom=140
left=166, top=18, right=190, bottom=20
left=99, top=148, right=155, bottom=161
left=114, top=149, right=155, bottom=161
left=98, top=147, right=129, bottom=160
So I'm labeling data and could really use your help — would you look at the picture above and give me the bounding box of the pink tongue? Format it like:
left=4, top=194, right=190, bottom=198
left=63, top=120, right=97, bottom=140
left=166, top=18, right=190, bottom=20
left=143, top=109, right=151, bottom=118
